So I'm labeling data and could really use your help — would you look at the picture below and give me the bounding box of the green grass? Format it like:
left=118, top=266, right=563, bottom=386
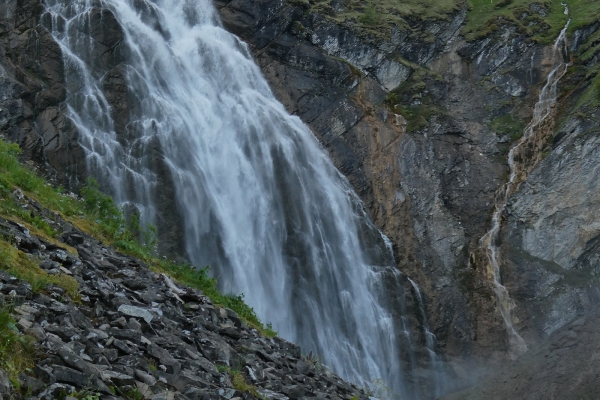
left=309, top=0, right=464, bottom=38
left=0, top=240, right=80, bottom=299
left=150, top=261, right=277, bottom=337
left=384, top=67, right=446, bottom=131
left=307, top=0, right=598, bottom=47
left=463, top=0, right=600, bottom=44
left=0, top=310, right=35, bottom=388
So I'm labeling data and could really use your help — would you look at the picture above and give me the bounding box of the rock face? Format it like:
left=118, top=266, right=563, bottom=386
left=440, top=313, right=600, bottom=400
left=213, top=0, right=571, bottom=363
left=500, top=108, right=600, bottom=344
left=0, top=193, right=367, bottom=400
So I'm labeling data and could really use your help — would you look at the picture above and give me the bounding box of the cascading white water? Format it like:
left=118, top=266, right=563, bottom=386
left=40, top=0, right=438, bottom=396
left=480, top=15, right=571, bottom=356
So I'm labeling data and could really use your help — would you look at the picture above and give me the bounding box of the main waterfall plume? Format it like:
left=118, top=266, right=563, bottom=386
left=41, top=0, right=433, bottom=396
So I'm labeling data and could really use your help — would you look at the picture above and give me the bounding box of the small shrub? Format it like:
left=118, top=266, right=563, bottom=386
left=71, top=388, right=101, bottom=400
left=230, top=370, right=261, bottom=398
left=0, top=240, right=79, bottom=299
left=123, top=387, right=145, bottom=400
left=359, top=2, right=379, bottom=26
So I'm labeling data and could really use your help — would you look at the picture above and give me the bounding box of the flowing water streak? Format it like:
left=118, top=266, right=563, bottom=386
left=41, top=0, right=430, bottom=396
left=407, top=278, right=445, bottom=397
left=480, top=17, right=571, bottom=356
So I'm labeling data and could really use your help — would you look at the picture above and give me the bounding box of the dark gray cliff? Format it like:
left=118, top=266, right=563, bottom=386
left=2, top=0, right=600, bottom=396
left=441, top=312, right=600, bottom=399
left=0, top=0, right=84, bottom=186
left=215, top=0, right=600, bottom=386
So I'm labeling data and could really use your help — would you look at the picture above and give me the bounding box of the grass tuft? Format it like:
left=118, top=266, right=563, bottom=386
left=228, top=369, right=262, bottom=398
left=0, top=310, right=35, bottom=388
left=0, top=240, right=80, bottom=299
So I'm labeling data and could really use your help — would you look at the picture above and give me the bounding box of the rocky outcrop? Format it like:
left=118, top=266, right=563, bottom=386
left=500, top=108, right=600, bottom=344
left=0, top=193, right=367, bottom=400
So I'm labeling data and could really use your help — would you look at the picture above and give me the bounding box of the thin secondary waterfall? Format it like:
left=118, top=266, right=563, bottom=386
left=40, top=0, right=436, bottom=396
left=480, top=16, right=571, bottom=356
left=408, top=279, right=445, bottom=397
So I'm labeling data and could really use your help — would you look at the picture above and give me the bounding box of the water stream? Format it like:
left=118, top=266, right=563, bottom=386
left=40, top=0, right=440, bottom=397
left=480, top=16, right=571, bottom=356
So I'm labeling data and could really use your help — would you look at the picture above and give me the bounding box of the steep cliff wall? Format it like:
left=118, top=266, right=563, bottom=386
left=215, top=0, right=600, bottom=376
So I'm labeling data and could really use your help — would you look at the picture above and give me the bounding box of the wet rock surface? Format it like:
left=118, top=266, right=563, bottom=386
left=0, top=196, right=367, bottom=400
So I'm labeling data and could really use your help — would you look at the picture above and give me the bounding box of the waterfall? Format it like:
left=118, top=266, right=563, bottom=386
left=479, top=16, right=571, bottom=356
left=40, top=0, right=438, bottom=397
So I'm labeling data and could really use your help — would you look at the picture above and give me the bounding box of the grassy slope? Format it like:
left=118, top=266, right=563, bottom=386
left=0, top=137, right=276, bottom=337
left=309, top=0, right=599, bottom=45
left=463, top=0, right=600, bottom=43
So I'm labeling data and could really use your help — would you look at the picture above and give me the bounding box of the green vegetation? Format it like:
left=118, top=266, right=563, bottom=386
left=216, top=365, right=263, bottom=398
left=71, top=388, right=101, bottom=400
left=489, top=113, right=526, bottom=141
left=463, top=0, right=600, bottom=44
left=151, top=262, right=277, bottom=337
left=358, top=2, right=379, bottom=25
left=122, top=387, right=145, bottom=400
left=0, top=310, right=35, bottom=388
left=385, top=67, right=445, bottom=132
left=0, top=240, right=80, bottom=299
left=229, top=369, right=262, bottom=398
left=306, top=0, right=598, bottom=46
left=309, top=0, right=463, bottom=37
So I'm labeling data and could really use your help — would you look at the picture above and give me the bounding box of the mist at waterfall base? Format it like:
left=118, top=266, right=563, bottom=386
left=42, top=0, right=449, bottom=397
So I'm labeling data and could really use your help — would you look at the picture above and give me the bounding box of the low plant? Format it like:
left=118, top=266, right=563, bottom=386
left=358, top=2, right=379, bottom=26
left=0, top=240, right=79, bottom=299
left=489, top=113, right=526, bottom=142
left=230, top=369, right=261, bottom=398
left=364, top=378, right=400, bottom=400
left=122, top=387, right=145, bottom=400
left=150, top=261, right=277, bottom=337
left=0, top=310, right=35, bottom=388
left=71, top=388, right=101, bottom=400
